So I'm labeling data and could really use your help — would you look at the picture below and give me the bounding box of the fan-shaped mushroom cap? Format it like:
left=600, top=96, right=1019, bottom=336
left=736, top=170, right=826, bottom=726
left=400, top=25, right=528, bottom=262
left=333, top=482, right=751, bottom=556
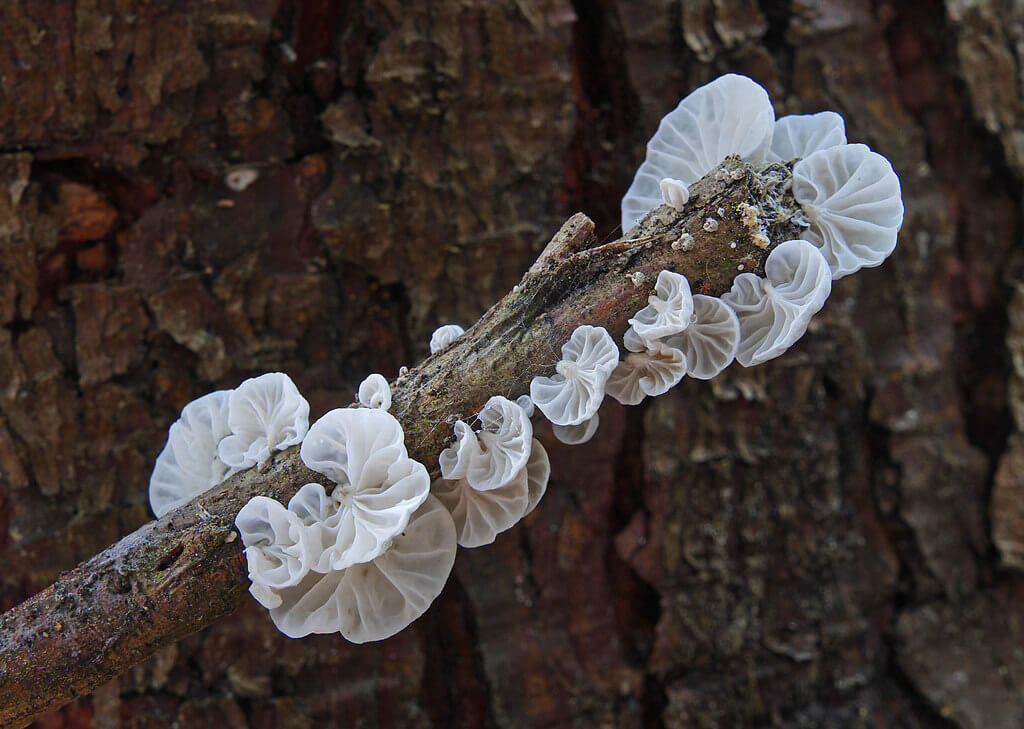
left=721, top=239, right=832, bottom=366
left=299, top=408, right=430, bottom=571
left=623, top=326, right=647, bottom=354
left=530, top=325, right=618, bottom=426
left=149, top=390, right=232, bottom=518
left=792, top=143, right=904, bottom=278
left=628, top=270, right=695, bottom=342
left=468, top=395, right=533, bottom=491
left=766, top=112, right=846, bottom=164
left=523, top=438, right=550, bottom=514
left=236, top=496, right=312, bottom=593
left=432, top=469, right=529, bottom=548
left=433, top=438, right=549, bottom=548
left=660, top=178, right=690, bottom=209
left=357, top=373, right=391, bottom=410
left=552, top=413, right=600, bottom=445
left=663, top=295, right=741, bottom=380
left=438, top=420, right=479, bottom=481
left=621, top=74, right=775, bottom=233
left=266, top=495, right=457, bottom=643
left=606, top=342, right=687, bottom=406
left=218, top=373, right=310, bottom=471
left=429, top=324, right=465, bottom=354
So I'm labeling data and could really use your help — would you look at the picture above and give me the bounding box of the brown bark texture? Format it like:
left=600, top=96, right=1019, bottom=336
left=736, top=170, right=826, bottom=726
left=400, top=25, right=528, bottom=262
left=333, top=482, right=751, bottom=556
left=0, top=1, right=1021, bottom=728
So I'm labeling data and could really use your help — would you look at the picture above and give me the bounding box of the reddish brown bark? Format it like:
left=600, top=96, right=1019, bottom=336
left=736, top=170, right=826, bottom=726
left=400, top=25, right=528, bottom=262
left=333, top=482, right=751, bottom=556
left=0, top=1, right=1022, bottom=728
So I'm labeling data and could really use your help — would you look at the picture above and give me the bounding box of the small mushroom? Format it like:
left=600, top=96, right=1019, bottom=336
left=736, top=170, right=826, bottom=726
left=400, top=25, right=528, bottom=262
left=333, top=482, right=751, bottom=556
left=551, top=413, right=600, bottom=445
left=429, top=324, right=465, bottom=354
left=470, top=396, right=534, bottom=491
left=660, top=178, right=690, bottom=209
left=217, top=373, right=310, bottom=471
left=149, top=390, right=232, bottom=518
left=721, top=239, right=832, bottom=366
left=792, top=143, right=904, bottom=278
left=438, top=397, right=532, bottom=491
left=530, top=325, right=618, bottom=426
left=628, top=270, right=695, bottom=342
left=766, top=112, right=846, bottom=164
left=235, top=496, right=313, bottom=599
left=298, top=408, right=430, bottom=571
left=439, top=420, right=480, bottom=481
left=621, top=74, right=775, bottom=233
left=606, top=342, right=687, bottom=406
left=264, top=495, right=457, bottom=643
left=357, top=373, right=391, bottom=410
left=432, top=439, right=549, bottom=548
left=663, top=295, right=741, bottom=380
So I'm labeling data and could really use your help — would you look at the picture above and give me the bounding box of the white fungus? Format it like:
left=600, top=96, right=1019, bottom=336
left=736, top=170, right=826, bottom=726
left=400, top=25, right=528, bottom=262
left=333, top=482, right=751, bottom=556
left=515, top=394, right=535, bottom=417
left=621, top=74, right=774, bottom=233
left=432, top=438, right=549, bottom=548
left=357, top=373, right=391, bottom=410
left=439, top=420, right=480, bottom=481
left=766, top=111, right=847, bottom=164
left=605, top=342, right=687, bottom=406
left=264, top=495, right=456, bottom=643
left=721, top=239, right=832, bottom=366
left=236, top=496, right=313, bottom=597
left=663, top=295, right=741, bottom=380
left=628, top=269, right=695, bottom=342
left=552, top=413, right=601, bottom=445
left=530, top=325, right=618, bottom=426
left=792, top=143, right=904, bottom=278
left=430, top=324, right=465, bottom=354
left=623, top=326, right=647, bottom=354
left=298, top=408, right=430, bottom=571
left=225, top=167, right=260, bottom=192
left=432, top=469, right=530, bottom=548
left=438, top=397, right=532, bottom=491
left=149, top=390, right=232, bottom=518
left=660, top=178, right=690, bottom=209
left=217, top=373, right=310, bottom=472
left=703, top=217, right=719, bottom=232
left=468, top=396, right=534, bottom=491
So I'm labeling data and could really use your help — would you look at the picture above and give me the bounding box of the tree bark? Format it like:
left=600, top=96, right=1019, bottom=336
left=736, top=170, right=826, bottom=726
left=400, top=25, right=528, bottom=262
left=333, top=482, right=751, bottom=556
left=0, top=1, right=1022, bottom=729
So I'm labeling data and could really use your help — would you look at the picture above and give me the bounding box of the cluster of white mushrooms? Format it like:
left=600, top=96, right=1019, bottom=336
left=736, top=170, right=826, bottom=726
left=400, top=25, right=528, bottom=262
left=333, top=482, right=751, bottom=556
left=148, top=73, right=903, bottom=644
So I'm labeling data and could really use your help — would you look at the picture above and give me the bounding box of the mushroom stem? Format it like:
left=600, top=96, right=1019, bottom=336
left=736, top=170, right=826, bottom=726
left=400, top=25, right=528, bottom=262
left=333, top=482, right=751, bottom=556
left=0, top=156, right=804, bottom=728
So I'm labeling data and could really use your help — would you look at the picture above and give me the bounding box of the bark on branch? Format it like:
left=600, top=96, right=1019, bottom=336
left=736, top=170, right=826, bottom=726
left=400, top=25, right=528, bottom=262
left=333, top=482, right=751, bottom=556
left=0, top=157, right=800, bottom=728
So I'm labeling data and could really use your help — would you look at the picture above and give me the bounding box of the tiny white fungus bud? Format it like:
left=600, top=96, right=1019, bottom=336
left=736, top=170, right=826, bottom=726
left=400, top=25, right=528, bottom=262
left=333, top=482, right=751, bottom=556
left=659, top=178, right=690, bottom=209
left=225, top=168, right=259, bottom=192
left=704, top=218, right=719, bottom=232
left=626, top=271, right=646, bottom=287
left=737, top=264, right=745, bottom=271
left=717, top=207, right=726, bottom=217
left=729, top=242, right=737, bottom=249
left=730, top=167, right=746, bottom=180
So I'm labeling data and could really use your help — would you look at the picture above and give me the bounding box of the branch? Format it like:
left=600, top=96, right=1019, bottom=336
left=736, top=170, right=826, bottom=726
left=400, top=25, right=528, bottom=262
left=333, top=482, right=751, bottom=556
left=0, top=157, right=800, bottom=728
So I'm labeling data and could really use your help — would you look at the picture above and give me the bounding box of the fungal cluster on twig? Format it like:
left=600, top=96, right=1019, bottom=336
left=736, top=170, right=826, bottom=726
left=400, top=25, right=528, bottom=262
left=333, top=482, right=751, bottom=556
left=147, top=73, right=904, bottom=644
